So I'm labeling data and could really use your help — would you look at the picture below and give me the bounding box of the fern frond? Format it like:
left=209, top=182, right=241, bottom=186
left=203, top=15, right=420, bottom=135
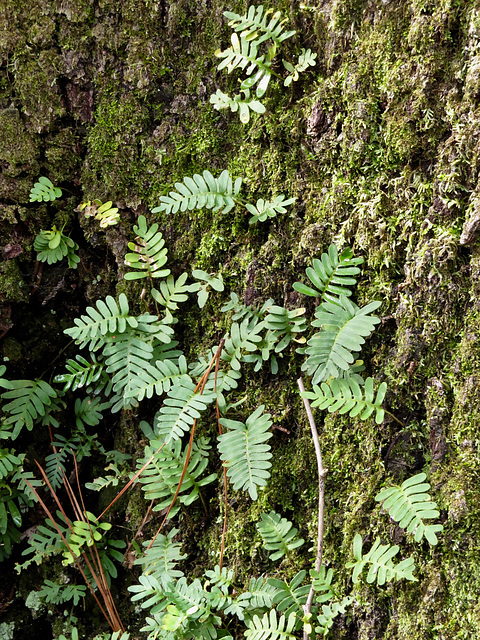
left=137, top=437, right=216, bottom=517
left=247, top=195, right=296, bottom=224
left=38, top=580, right=86, bottom=606
left=74, top=396, right=107, bottom=429
left=303, top=376, right=387, bottom=424
left=293, top=245, right=363, bottom=303
left=124, top=354, right=188, bottom=404
left=346, top=533, right=417, bottom=585
left=54, top=354, right=103, bottom=392
left=283, top=49, right=317, bottom=86
left=218, top=405, right=273, bottom=500
left=64, top=293, right=138, bottom=350
left=124, top=215, right=170, bottom=280
left=375, top=473, right=443, bottom=544
left=268, top=570, right=309, bottom=617
left=45, top=449, right=68, bottom=490
left=79, top=199, right=120, bottom=227
left=30, top=176, right=62, bottom=202
left=1, top=380, right=57, bottom=439
left=151, top=273, right=190, bottom=315
left=215, top=33, right=273, bottom=98
left=257, top=511, right=304, bottom=561
left=152, top=170, right=242, bottom=215
left=0, top=449, right=22, bottom=481
left=222, top=318, right=265, bottom=371
left=135, top=528, right=186, bottom=587
left=63, top=511, right=111, bottom=565
left=34, top=227, right=79, bottom=268
left=154, top=376, right=216, bottom=443
left=310, top=566, right=335, bottom=604
left=315, top=596, right=353, bottom=636
left=263, top=305, right=307, bottom=353
left=210, top=89, right=266, bottom=123
left=0, top=365, right=11, bottom=390
left=224, top=6, right=296, bottom=46
left=237, top=576, right=276, bottom=612
left=245, top=609, right=297, bottom=640
left=302, top=295, right=381, bottom=384
left=17, top=511, right=69, bottom=571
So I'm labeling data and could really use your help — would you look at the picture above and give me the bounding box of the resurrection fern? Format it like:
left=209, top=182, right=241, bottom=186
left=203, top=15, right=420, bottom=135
left=124, top=215, right=170, bottom=280
left=152, top=170, right=242, bottom=215
left=302, top=377, right=387, bottom=424
left=375, top=473, right=443, bottom=545
left=151, top=273, right=190, bottom=318
left=78, top=199, right=120, bottom=227
left=283, top=49, right=317, bottom=86
left=124, top=354, right=188, bottom=404
left=135, top=528, right=186, bottom=587
left=38, top=580, right=87, bottom=606
left=315, top=597, right=354, bottom=637
left=293, top=245, right=363, bottom=303
left=221, top=319, right=265, bottom=371
left=137, top=437, right=216, bottom=518
left=224, top=5, right=296, bottom=46
left=74, top=396, right=107, bottom=429
left=246, top=195, right=296, bottom=224
left=30, top=176, right=62, bottom=202
left=310, top=566, right=335, bottom=604
left=0, top=449, right=22, bottom=481
left=1, top=379, right=57, bottom=439
left=346, top=533, right=417, bottom=586
left=34, top=227, right=80, bottom=268
left=189, top=269, right=224, bottom=308
left=268, top=570, right=310, bottom=618
left=63, top=511, right=112, bottom=565
left=218, top=405, right=273, bottom=500
left=245, top=609, right=297, bottom=640
left=256, top=511, right=304, bottom=561
left=210, top=88, right=266, bottom=123
left=153, top=376, right=216, bottom=443
left=17, top=511, right=69, bottom=571
left=54, top=354, right=104, bottom=392
left=302, top=295, right=381, bottom=384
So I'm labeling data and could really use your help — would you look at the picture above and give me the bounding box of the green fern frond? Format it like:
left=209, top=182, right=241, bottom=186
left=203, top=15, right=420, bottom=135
left=44, top=449, right=68, bottom=490
left=222, top=318, right=265, bottom=371
left=237, top=576, right=276, bottom=612
left=315, top=596, right=353, bottom=636
left=303, top=376, right=387, bottom=424
left=375, top=473, right=443, bottom=544
left=54, top=354, right=103, bottom=392
left=38, top=580, right=87, bottom=606
left=256, top=511, right=304, bottom=561
left=124, top=215, right=171, bottom=280
left=247, top=195, right=296, bottom=224
left=0, top=449, right=22, bottom=481
left=30, top=176, right=62, bottom=202
left=1, top=379, right=57, bottom=440
left=64, top=293, right=138, bottom=350
left=224, top=6, right=296, bottom=46
left=137, top=436, right=216, bottom=517
left=124, top=354, right=188, bottom=404
left=262, top=305, right=307, bottom=353
left=346, top=533, right=417, bottom=586
left=268, top=570, right=309, bottom=617
left=74, top=396, right=107, bottom=429
left=245, top=609, right=297, bottom=640
left=135, top=528, right=186, bottom=587
left=152, top=170, right=242, bottom=215
left=189, top=269, right=224, bottom=309
left=218, top=405, right=273, bottom=500
left=310, top=566, right=335, bottom=604
left=154, top=376, right=216, bottom=443
left=151, top=273, right=190, bottom=315
left=0, top=365, right=11, bottom=390
left=215, top=33, right=273, bottom=98
left=79, top=199, right=120, bottom=227
left=17, top=511, right=69, bottom=571
left=302, top=295, right=381, bottom=384
left=34, top=227, right=80, bottom=268
left=210, top=88, right=266, bottom=123
left=283, top=48, right=317, bottom=86
left=63, top=510, right=111, bottom=565
left=293, top=245, right=363, bottom=303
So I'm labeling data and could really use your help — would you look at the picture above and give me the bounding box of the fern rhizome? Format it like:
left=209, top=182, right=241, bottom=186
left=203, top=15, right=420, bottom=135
left=0, top=4, right=443, bottom=640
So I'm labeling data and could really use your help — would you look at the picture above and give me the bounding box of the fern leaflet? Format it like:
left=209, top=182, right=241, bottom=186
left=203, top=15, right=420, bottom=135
left=54, top=354, right=103, bottom=392
left=247, top=195, right=296, bottom=224
left=1, top=380, right=57, bottom=439
left=375, top=473, right=443, bottom=544
left=302, top=376, right=387, bottom=424
left=245, top=609, right=297, bottom=640
left=256, top=511, right=304, bottom=561
left=124, top=215, right=170, bottom=280
left=152, top=170, right=242, bottom=215
left=210, top=89, right=266, bottom=123
left=218, top=405, right=273, bottom=500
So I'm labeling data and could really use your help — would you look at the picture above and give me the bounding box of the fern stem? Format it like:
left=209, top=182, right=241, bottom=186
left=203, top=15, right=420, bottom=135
left=298, top=377, right=326, bottom=640
left=384, top=409, right=405, bottom=427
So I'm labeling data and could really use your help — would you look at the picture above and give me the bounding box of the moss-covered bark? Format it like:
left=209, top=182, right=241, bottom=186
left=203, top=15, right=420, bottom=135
left=2, top=0, right=480, bottom=638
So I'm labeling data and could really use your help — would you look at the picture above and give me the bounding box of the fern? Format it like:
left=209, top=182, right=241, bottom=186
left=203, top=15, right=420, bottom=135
left=151, top=273, right=190, bottom=317
left=135, top=528, right=186, bottom=587
left=189, top=269, right=224, bottom=308
left=346, top=533, right=417, bottom=585
left=310, top=566, right=335, bottom=604
left=215, top=33, right=273, bottom=98
left=124, top=353, right=188, bottom=404
left=64, top=293, right=140, bottom=350
left=38, top=580, right=87, bottom=605
left=0, top=449, right=22, bottom=481
left=34, top=227, right=80, bottom=268
left=137, top=436, right=216, bottom=518
left=210, top=88, right=266, bottom=124
left=152, top=170, right=242, bottom=215
left=293, top=245, right=363, bottom=303
left=256, top=511, right=304, bottom=561
left=375, top=473, right=443, bottom=544
left=224, top=6, right=296, bottom=46
left=237, top=576, right=276, bottom=612
left=54, top=354, right=104, bottom=392
left=124, top=215, right=170, bottom=280
left=315, top=596, right=353, bottom=636
left=1, top=379, right=57, bottom=439
left=245, top=609, right=297, bottom=640
left=17, top=511, right=69, bottom=571
left=268, top=570, right=309, bottom=617
left=218, top=405, right=273, bottom=500
left=283, top=49, right=317, bottom=86
left=247, top=195, right=296, bottom=224
left=222, top=318, right=265, bottom=371
left=154, top=376, right=215, bottom=443
left=302, top=376, right=387, bottom=424
left=302, top=295, right=381, bottom=384
left=78, top=199, right=120, bottom=227
left=63, top=510, right=112, bottom=565
left=30, top=176, right=62, bottom=202
left=45, top=449, right=68, bottom=490
left=262, top=305, right=306, bottom=353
